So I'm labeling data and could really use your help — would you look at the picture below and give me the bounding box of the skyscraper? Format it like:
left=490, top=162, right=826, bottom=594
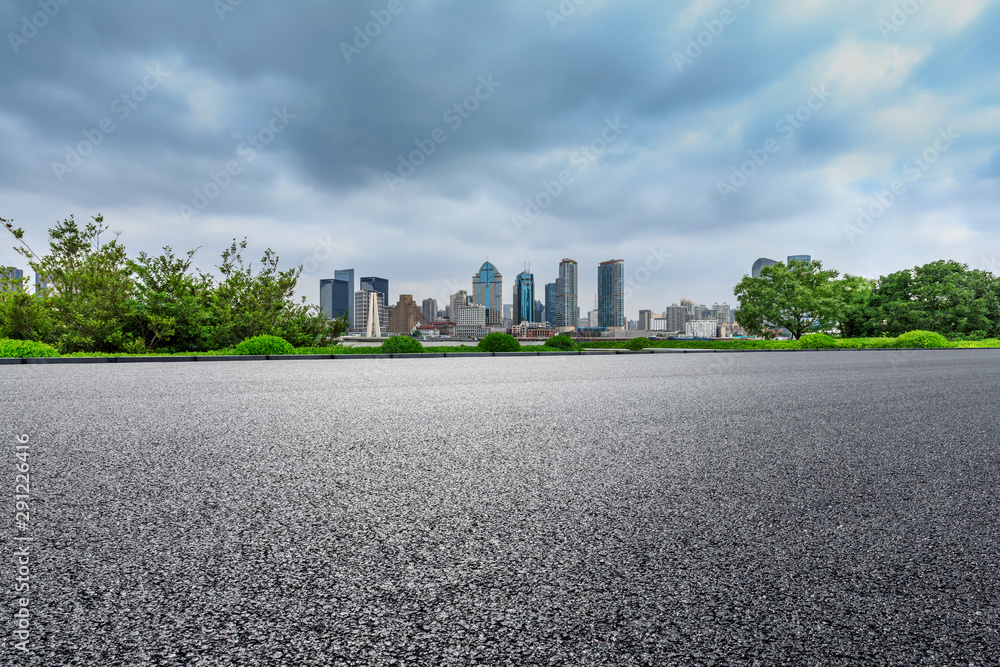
left=597, top=259, right=625, bottom=329
left=512, top=268, right=534, bottom=325
left=1, top=267, right=23, bottom=292
left=360, top=276, right=389, bottom=308
left=335, top=269, right=355, bottom=323
left=421, top=298, right=437, bottom=324
left=638, top=309, right=653, bottom=331
left=787, top=254, right=812, bottom=264
left=752, top=258, right=778, bottom=277
left=555, top=258, right=578, bottom=331
left=545, top=282, right=557, bottom=327
left=319, top=278, right=350, bottom=319
left=389, top=295, right=422, bottom=334
left=473, top=261, right=503, bottom=327
left=355, top=290, right=389, bottom=334
left=449, top=290, right=472, bottom=321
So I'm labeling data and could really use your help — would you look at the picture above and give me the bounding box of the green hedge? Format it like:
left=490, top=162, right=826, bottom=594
left=379, top=336, right=424, bottom=354
left=0, top=338, right=60, bottom=358
left=478, top=332, right=521, bottom=352
left=234, top=335, right=295, bottom=356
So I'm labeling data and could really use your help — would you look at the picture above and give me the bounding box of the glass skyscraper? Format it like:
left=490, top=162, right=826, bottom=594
left=335, top=269, right=355, bottom=323
left=319, top=278, right=350, bottom=319
left=598, top=259, right=625, bottom=329
left=360, top=276, right=389, bottom=307
left=545, top=282, right=557, bottom=327
left=473, top=261, right=503, bottom=326
left=512, top=269, right=534, bottom=325
left=555, top=258, right=578, bottom=330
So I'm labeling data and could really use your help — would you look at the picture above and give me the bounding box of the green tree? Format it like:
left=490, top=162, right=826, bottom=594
left=733, top=259, right=851, bottom=340
left=865, top=260, right=1000, bottom=338
left=0, top=271, right=55, bottom=342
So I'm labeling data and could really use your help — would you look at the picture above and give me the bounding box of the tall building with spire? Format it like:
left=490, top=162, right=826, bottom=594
left=555, top=258, right=578, bottom=331
left=473, top=261, right=503, bottom=327
left=512, top=266, right=534, bottom=325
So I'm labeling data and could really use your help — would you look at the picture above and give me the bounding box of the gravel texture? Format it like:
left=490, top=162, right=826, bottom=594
left=2, top=350, right=999, bottom=665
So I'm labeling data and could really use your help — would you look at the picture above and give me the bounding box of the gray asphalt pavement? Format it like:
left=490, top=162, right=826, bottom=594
left=2, top=350, right=999, bottom=665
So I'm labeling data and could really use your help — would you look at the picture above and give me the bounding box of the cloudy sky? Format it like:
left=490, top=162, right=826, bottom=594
left=2, top=0, right=998, bottom=316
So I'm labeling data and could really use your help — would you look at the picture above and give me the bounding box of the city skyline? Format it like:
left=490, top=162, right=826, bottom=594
left=2, top=2, right=996, bottom=314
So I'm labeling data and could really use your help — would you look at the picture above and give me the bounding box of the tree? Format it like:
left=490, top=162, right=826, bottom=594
left=864, top=260, right=1000, bottom=338
left=733, top=259, right=852, bottom=340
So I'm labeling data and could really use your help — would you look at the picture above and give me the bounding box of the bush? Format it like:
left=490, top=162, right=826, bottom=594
left=0, top=338, right=60, bottom=358
left=544, top=334, right=578, bottom=351
left=625, top=337, right=651, bottom=351
left=478, top=332, right=521, bottom=353
left=798, top=333, right=837, bottom=349
left=234, top=334, right=295, bottom=356
left=891, top=330, right=948, bottom=348
left=379, top=335, right=424, bottom=354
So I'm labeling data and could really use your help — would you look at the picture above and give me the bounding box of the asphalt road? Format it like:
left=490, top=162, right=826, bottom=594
left=2, top=350, right=999, bottom=665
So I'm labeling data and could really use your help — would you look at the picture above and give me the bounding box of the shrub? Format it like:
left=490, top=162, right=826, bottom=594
left=234, top=334, right=295, bottom=356
left=798, top=333, right=837, bottom=349
left=379, top=335, right=424, bottom=354
left=544, top=334, right=578, bottom=351
left=478, top=332, right=521, bottom=353
left=891, top=330, right=948, bottom=348
left=625, top=337, right=651, bottom=351
left=0, top=338, right=60, bottom=358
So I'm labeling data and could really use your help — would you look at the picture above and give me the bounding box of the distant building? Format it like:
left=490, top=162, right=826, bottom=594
left=512, top=269, right=534, bottom=325
left=448, top=290, right=472, bottom=321
left=455, top=304, right=488, bottom=338
left=360, top=276, right=389, bottom=308
left=1, top=267, right=24, bottom=291
left=533, top=299, right=544, bottom=324
left=664, top=305, right=687, bottom=332
left=555, top=259, right=578, bottom=332
left=752, top=258, right=778, bottom=277
left=319, top=278, right=351, bottom=320
left=545, top=282, right=557, bottom=327
left=510, top=322, right=554, bottom=339
left=787, top=254, right=811, bottom=264
left=388, top=295, right=422, bottom=335
left=597, top=259, right=625, bottom=329
left=638, top=309, right=653, bottom=331
left=335, top=269, right=355, bottom=323
left=587, top=309, right=599, bottom=327
left=685, top=320, right=718, bottom=338
left=421, top=298, right=437, bottom=325
left=354, top=290, right=389, bottom=335
left=473, top=261, right=503, bottom=327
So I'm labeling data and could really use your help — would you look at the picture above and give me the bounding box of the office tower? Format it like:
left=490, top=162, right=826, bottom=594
left=334, top=269, right=355, bottom=323
left=389, top=295, right=422, bottom=335
left=711, top=302, right=732, bottom=326
left=355, top=290, right=389, bottom=334
left=449, top=290, right=472, bottom=322
left=319, top=278, right=350, bottom=320
left=664, top=304, right=688, bottom=332
left=473, top=261, right=503, bottom=326
left=545, top=282, right=557, bottom=327
left=555, top=259, right=578, bottom=330
left=455, top=304, right=487, bottom=338
left=512, top=269, right=534, bottom=325
left=421, top=298, right=437, bottom=324
left=34, top=272, right=48, bottom=293
left=752, top=258, right=778, bottom=277
left=638, top=309, right=653, bottom=331
left=597, top=259, right=625, bottom=329
left=360, top=276, right=389, bottom=308
left=787, top=254, right=811, bottom=264
left=1, top=267, right=23, bottom=291
left=533, top=299, right=543, bottom=324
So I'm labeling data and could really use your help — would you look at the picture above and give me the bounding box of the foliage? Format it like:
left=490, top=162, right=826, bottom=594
left=797, top=333, right=837, bottom=349
left=733, top=259, right=858, bottom=340
left=625, top=337, right=651, bottom=351
left=0, top=273, right=54, bottom=342
left=477, top=332, right=521, bottom=352
left=234, top=335, right=296, bottom=356
left=862, top=260, right=1000, bottom=338
left=544, top=334, right=579, bottom=351
left=379, top=335, right=424, bottom=354
left=0, top=338, right=60, bottom=358
left=890, top=330, right=949, bottom=348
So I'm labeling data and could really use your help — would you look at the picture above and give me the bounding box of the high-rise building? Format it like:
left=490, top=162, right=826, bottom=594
left=664, top=305, right=688, bottom=332
left=319, top=278, right=351, bottom=320
left=334, top=269, right=355, bottom=323
left=455, top=304, right=488, bottom=338
left=389, top=295, right=423, bottom=335
left=448, top=290, right=472, bottom=321
left=355, top=290, right=389, bottom=335
left=545, top=282, right=557, bottom=327
left=555, top=259, right=578, bottom=331
left=679, top=298, right=695, bottom=320
left=512, top=269, right=534, bottom=325
left=1, top=267, right=24, bottom=292
left=752, top=258, right=778, bottom=277
left=787, top=254, right=812, bottom=264
left=421, top=298, right=437, bottom=325
left=533, top=299, right=544, bottom=324
left=473, top=261, right=503, bottom=327
left=597, top=259, right=625, bottom=329
left=638, top=309, right=653, bottom=331
left=359, top=276, right=389, bottom=308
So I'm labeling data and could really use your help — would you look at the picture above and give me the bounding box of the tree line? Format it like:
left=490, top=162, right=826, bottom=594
left=1, top=215, right=348, bottom=353
left=733, top=258, right=1000, bottom=340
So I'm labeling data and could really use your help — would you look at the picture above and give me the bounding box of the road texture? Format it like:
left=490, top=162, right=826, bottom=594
left=2, top=350, right=999, bottom=665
